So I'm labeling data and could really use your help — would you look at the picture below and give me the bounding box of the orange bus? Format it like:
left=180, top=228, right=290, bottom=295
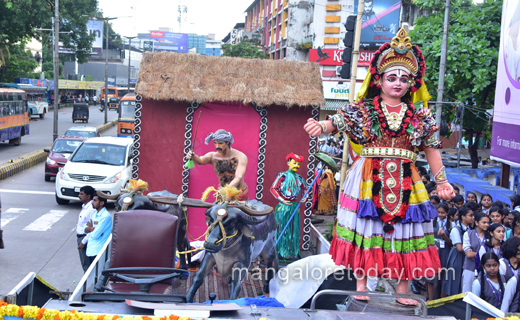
left=100, top=87, right=131, bottom=109
left=117, top=93, right=136, bottom=138
left=0, top=88, right=29, bottom=145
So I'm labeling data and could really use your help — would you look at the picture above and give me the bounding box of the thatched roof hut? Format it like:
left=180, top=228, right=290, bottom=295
left=136, top=52, right=325, bottom=108
left=132, top=52, right=324, bottom=251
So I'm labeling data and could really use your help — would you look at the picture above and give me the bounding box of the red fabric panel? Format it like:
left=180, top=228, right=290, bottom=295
left=138, top=99, right=187, bottom=194
left=186, top=101, right=260, bottom=238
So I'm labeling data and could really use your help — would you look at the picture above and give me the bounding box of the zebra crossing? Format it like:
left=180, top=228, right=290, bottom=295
left=1, top=207, right=69, bottom=231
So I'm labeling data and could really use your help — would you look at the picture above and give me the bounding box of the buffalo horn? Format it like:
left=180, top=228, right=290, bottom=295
left=147, top=196, right=215, bottom=208
left=236, top=210, right=268, bottom=225
left=231, top=204, right=273, bottom=216
left=96, top=190, right=121, bottom=200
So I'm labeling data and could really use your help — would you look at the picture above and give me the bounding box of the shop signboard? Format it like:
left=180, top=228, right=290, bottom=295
left=491, top=0, right=520, bottom=166
left=323, top=81, right=363, bottom=100
left=149, top=31, right=188, bottom=53
left=309, top=49, right=376, bottom=67
left=354, top=0, right=401, bottom=49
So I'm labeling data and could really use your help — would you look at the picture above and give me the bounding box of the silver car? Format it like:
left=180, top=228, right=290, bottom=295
left=64, top=126, right=100, bottom=138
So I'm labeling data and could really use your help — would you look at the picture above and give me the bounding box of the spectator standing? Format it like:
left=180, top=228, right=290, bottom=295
left=85, top=95, right=89, bottom=104
left=93, top=95, right=97, bottom=106
left=76, top=186, right=97, bottom=272
left=85, top=195, right=113, bottom=266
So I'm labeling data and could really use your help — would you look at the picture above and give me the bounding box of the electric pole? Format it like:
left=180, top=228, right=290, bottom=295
left=53, top=0, right=59, bottom=142
left=435, top=0, right=451, bottom=137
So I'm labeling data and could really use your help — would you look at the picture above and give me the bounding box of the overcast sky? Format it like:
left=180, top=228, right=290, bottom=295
left=97, top=0, right=248, bottom=41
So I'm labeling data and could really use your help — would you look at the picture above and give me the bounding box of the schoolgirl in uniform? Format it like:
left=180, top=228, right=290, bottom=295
left=489, top=207, right=511, bottom=238
left=427, top=203, right=451, bottom=300
left=442, top=206, right=473, bottom=296
left=463, top=212, right=490, bottom=292
left=472, top=252, right=506, bottom=310
left=482, top=223, right=505, bottom=259
left=466, top=192, right=478, bottom=204
left=480, top=194, right=493, bottom=215
left=499, top=236, right=520, bottom=279
left=448, top=207, right=459, bottom=227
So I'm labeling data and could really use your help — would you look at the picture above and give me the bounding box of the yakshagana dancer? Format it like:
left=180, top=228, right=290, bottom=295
left=304, top=28, right=455, bottom=305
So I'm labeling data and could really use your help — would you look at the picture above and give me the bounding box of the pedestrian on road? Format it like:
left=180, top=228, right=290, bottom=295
left=85, top=95, right=89, bottom=105
left=76, top=186, right=97, bottom=272
left=85, top=194, right=112, bottom=267
left=93, top=95, right=97, bottom=106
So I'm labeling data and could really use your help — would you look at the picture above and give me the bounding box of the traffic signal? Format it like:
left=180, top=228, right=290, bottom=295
left=340, top=15, right=356, bottom=79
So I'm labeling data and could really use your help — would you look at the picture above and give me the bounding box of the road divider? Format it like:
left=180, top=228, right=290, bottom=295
left=0, top=119, right=118, bottom=181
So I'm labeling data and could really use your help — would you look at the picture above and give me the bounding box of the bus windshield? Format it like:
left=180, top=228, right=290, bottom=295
left=118, top=90, right=129, bottom=97
left=120, top=101, right=135, bottom=119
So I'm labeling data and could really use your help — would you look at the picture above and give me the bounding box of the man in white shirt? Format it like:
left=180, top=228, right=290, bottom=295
left=76, top=186, right=97, bottom=272
left=318, top=139, right=328, bottom=153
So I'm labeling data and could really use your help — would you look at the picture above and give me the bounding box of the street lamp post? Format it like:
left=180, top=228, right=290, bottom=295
left=97, top=17, right=118, bottom=124
left=123, top=36, right=137, bottom=91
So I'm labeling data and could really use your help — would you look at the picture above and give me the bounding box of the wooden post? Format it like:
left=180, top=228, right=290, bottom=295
left=501, top=163, right=510, bottom=189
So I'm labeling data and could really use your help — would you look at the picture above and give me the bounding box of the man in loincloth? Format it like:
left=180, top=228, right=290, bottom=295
left=187, top=129, right=249, bottom=201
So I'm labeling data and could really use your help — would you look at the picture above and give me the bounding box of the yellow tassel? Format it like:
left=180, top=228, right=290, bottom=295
left=201, top=186, right=218, bottom=201
left=220, top=184, right=242, bottom=200
left=129, top=179, right=149, bottom=192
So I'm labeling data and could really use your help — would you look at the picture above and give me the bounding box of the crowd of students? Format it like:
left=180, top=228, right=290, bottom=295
left=415, top=166, right=520, bottom=313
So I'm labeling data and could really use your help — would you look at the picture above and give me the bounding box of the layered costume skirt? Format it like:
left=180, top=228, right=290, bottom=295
left=329, top=157, right=441, bottom=280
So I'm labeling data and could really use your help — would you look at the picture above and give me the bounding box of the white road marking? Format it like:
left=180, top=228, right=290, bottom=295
left=0, top=189, right=55, bottom=195
left=23, top=210, right=68, bottom=231
left=1, top=208, right=29, bottom=227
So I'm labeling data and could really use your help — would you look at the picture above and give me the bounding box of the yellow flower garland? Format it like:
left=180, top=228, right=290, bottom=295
left=0, top=303, right=199, bottom=320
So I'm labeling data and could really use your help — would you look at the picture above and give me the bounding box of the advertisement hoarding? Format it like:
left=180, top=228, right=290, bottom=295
left=354, top=0, right=401, bottom=49
left=309, top=49, right=376, bottom=67
left=87, top=20, right=103, bottom=49
left=149, top=31, right=188, bottom=53
left=323, top=81, right=363, bottom=100
left=490, top=0, right=520, bottom=167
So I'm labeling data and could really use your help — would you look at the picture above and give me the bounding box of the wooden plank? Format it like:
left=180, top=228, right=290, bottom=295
left=324, top=37, right=339, bottom=44
left=326, top=4, right=341, bottom=11
left=325, top=27, right=340, bottom=34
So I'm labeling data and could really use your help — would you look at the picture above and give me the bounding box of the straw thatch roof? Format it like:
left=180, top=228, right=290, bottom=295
left=135, top=52, right=325, bottom=108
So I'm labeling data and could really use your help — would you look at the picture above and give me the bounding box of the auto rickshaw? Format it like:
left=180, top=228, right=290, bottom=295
left=72, top=103, right=89, bottom=123
left=108, top=97, right=120, bottom=111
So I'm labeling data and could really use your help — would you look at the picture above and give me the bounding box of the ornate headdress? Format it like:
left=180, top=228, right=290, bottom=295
left=356, top=28, right=431, bottom=105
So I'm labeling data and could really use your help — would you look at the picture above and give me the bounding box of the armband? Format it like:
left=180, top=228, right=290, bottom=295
left=434, top=166, right=448, bottom=184
left=330, top=114, right=346, bottom=131
left=424, top=135, right=443, bottom=149
left=318, top=121, right=327, bottom=133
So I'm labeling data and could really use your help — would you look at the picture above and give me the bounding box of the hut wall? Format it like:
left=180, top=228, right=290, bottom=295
left=262, top=106, right=314, bottom=208
left=138, top=99, right=187, bottom=193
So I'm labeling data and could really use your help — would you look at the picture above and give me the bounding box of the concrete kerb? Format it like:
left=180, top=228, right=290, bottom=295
left=0, top=119, right=118, bottom=181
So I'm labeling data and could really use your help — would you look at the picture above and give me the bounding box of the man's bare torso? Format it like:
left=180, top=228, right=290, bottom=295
left=211, top=150, right=246, bottom=190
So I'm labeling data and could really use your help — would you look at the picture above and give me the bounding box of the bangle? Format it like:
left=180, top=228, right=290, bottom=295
left=318, top=121, right=327, bottom=133
left=434, top=166, right=448, bottom=184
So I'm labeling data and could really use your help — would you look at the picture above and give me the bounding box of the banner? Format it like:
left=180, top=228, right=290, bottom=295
left=149, top=31, right=188, bottom=53
left=87, top=20, right=103, bottom=49
left=323, top=81, right=363, bottom=100
left=491, top=0, right=520, bottom=167
left=309, top=49, right=376, bottom=66
left=354, top=0, right=401, bottom=49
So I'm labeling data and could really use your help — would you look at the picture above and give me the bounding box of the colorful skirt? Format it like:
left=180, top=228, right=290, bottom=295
left=329, top=157, right=441, bottom=280
left=275, top=201, right=300, bottom=258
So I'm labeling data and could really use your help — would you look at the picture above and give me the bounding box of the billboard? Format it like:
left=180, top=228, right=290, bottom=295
left=490, top=0, right=520, bottom=166
left=309, top=49, right=376, bottom=67
left=354, top=0, right=401, bottom=49
left=149, top=31, right=188, bottom=53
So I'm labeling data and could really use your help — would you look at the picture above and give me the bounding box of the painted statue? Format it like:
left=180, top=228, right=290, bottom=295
left=187, top=129, right=249, bottom=201
left=304, top=28, right=455, bottom=305
left=270, top=153, right=307, bottom=258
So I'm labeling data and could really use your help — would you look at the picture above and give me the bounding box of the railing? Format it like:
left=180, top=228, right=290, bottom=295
left=68, top=234, right=112, bottom=302
left=5, top=272, right=37, bottom=305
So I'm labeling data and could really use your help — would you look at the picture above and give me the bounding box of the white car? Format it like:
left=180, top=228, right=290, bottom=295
left=64, top=126, right=100, bottom=138
left=55, top=137, right=133, bottom=204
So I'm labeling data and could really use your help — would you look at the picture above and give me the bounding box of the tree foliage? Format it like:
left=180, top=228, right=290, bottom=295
left=0, top=0, right=108, bottom=64
left=410, top=0, right=502, bottom=167
left=221, top=40, right=268, bottom=59
left=0, top=41, right=38, bottom=82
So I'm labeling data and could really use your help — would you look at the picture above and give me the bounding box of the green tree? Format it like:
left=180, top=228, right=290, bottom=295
left=410, top=0, right=501, bottom=168
left=0, top=41, right=38, bottom=82
left=0, top=0, right=99, bottom=63
left=221, top=40, right=268, bottom=59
